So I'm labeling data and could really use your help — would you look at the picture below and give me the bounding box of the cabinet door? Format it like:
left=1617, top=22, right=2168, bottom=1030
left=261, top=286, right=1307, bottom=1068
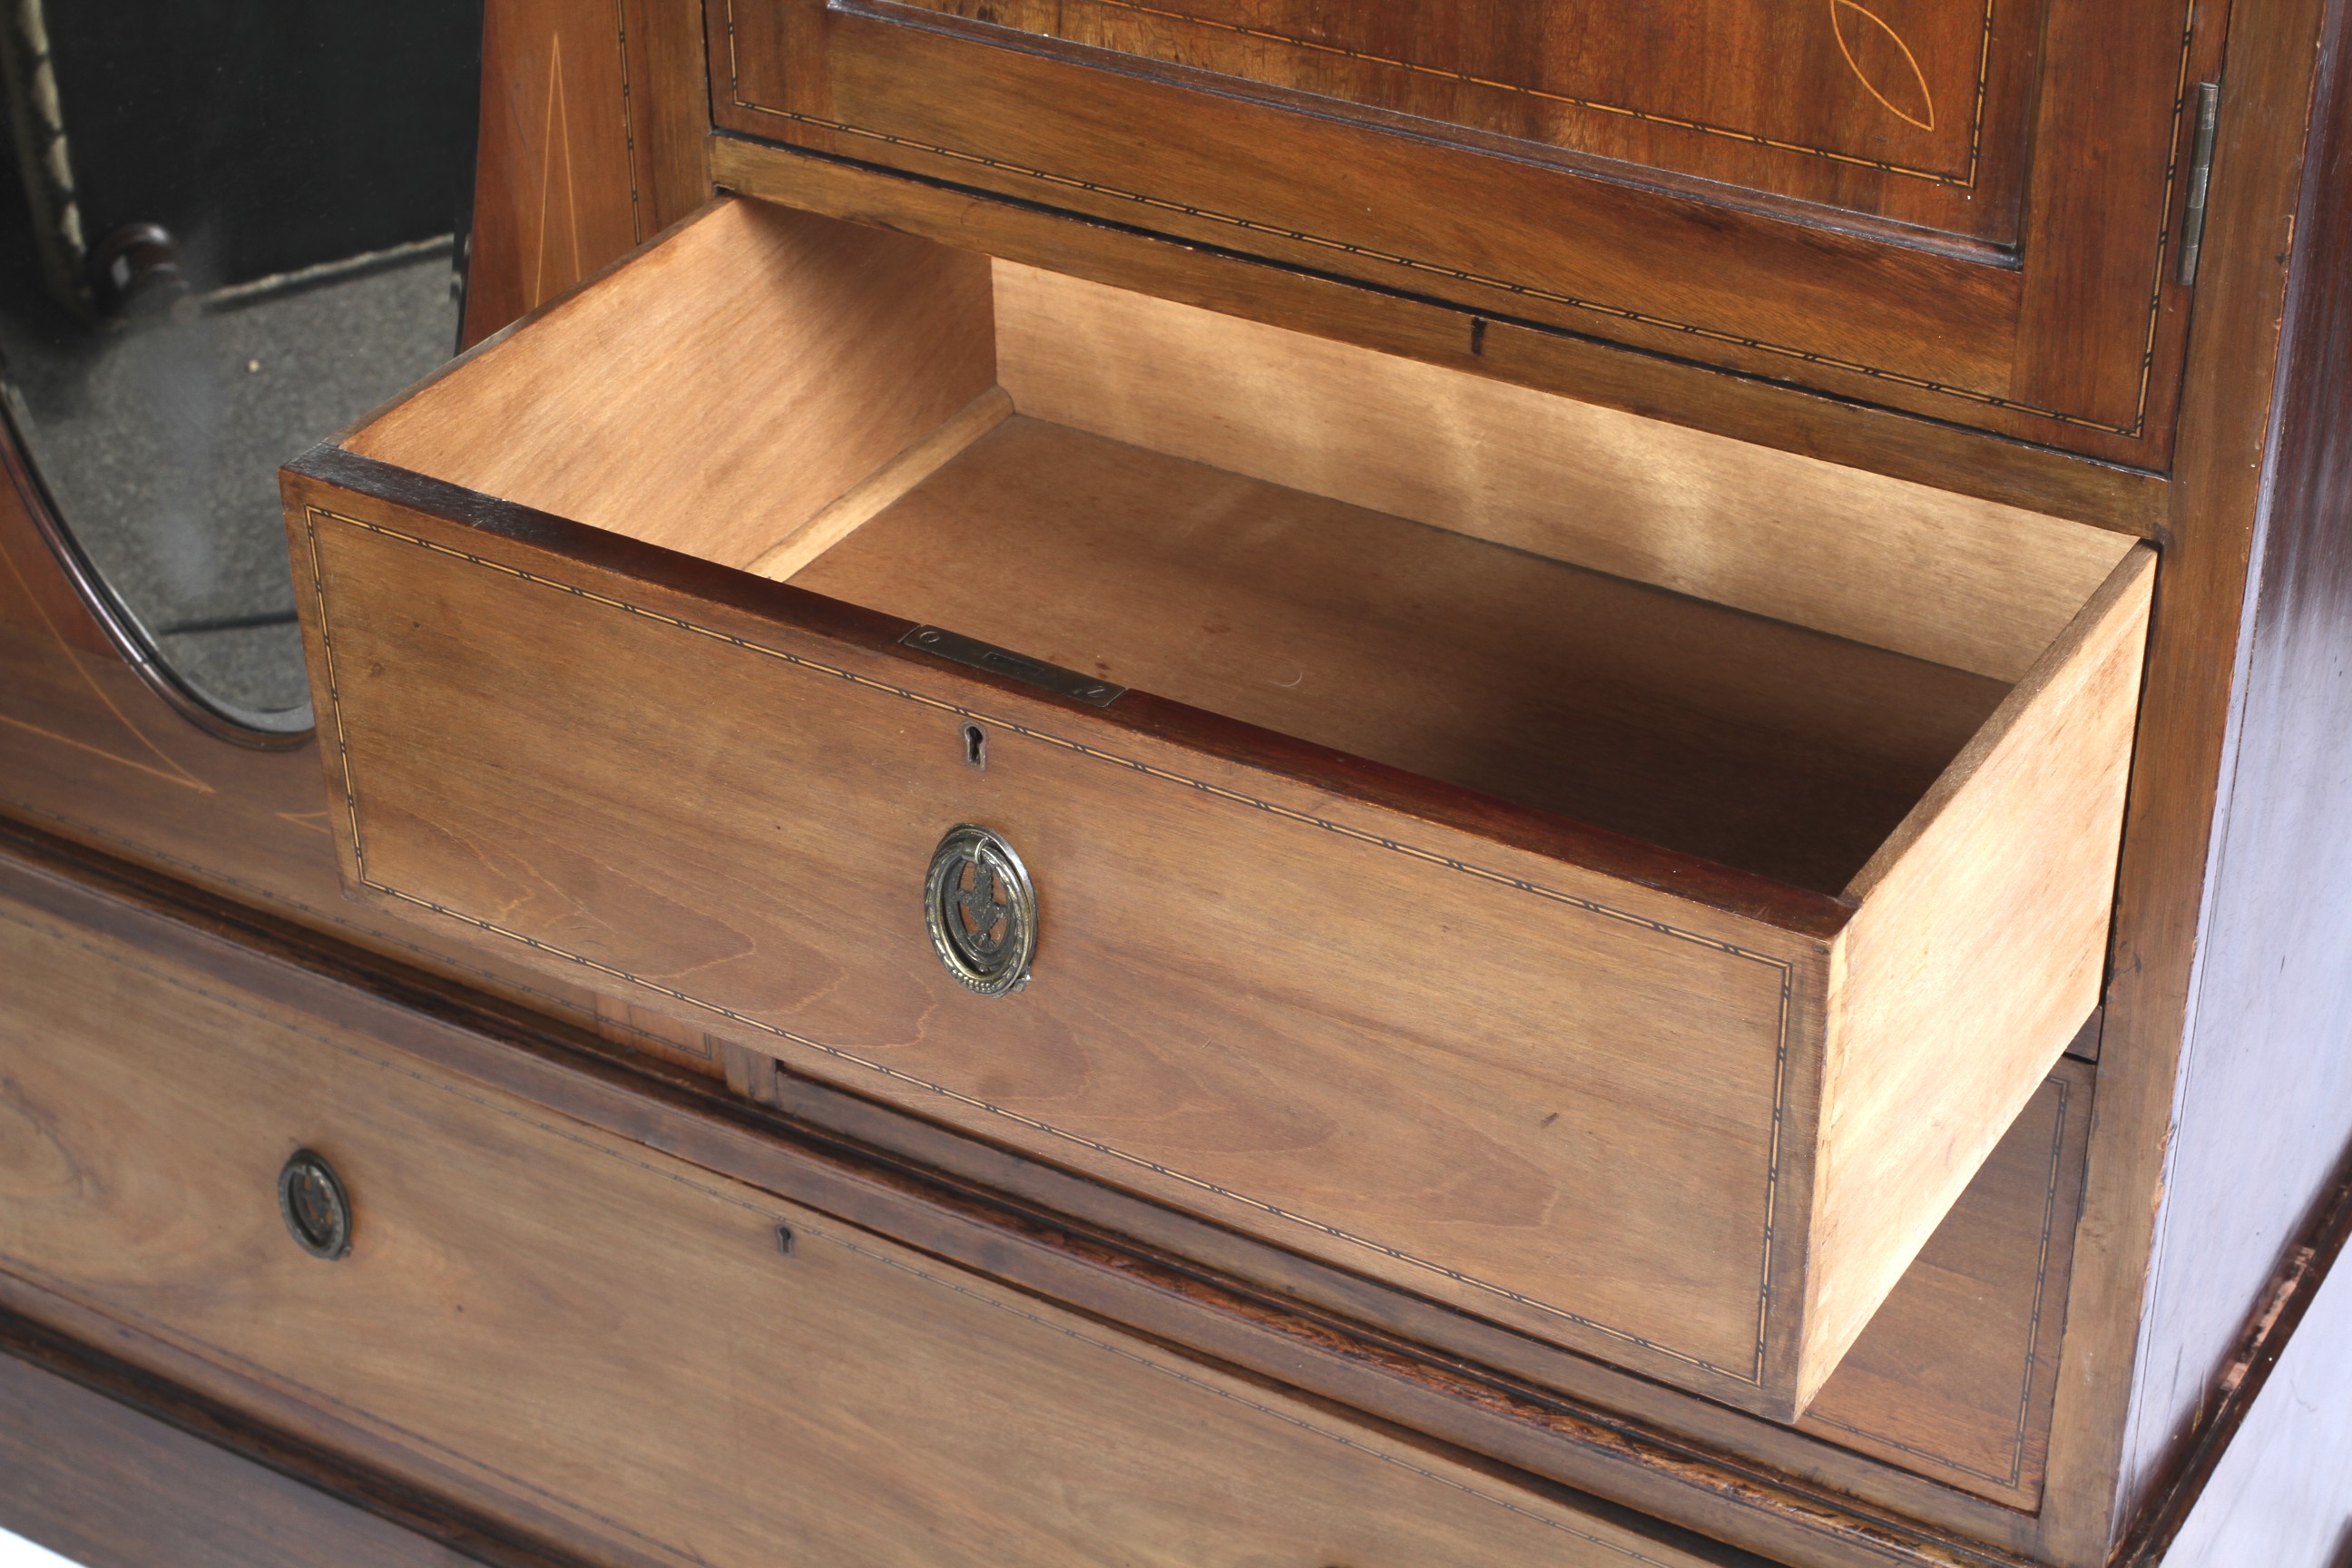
left=713, top=0, right=2215, bottom=464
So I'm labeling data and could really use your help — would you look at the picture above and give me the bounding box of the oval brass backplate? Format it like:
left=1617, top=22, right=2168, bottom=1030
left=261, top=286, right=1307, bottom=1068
left=277, top=1149, right=353, bottom=1260
left=924, top=824, right=1037, bottom=996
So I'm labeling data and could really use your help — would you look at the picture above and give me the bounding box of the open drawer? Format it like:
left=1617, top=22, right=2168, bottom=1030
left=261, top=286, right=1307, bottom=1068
left=280, top=196, right=2151, bottom=1421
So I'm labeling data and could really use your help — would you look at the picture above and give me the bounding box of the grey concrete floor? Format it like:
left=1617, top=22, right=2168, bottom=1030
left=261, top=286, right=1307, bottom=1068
left=0, top=254, right=459, bottom=722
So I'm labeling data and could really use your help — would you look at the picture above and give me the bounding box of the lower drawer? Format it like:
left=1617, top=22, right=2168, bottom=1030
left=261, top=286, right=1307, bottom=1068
left=0, top=871, right=1729, bottom=1568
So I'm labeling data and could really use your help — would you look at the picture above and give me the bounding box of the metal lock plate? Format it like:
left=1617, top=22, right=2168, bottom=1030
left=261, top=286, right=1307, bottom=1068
left=924, top=824, right=1037, bottom=996
left=901, top=626, right=1124, bottom=707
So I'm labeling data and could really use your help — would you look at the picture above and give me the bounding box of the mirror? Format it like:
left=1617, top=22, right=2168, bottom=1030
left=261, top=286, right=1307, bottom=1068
left=0, top=2, right=482, bottom=738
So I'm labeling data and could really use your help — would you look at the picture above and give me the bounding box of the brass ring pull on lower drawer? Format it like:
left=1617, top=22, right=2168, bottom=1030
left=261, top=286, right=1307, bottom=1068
left=924, top=824, right=1036, bottom=996
left=278, top=1148, right=353, bottom=1260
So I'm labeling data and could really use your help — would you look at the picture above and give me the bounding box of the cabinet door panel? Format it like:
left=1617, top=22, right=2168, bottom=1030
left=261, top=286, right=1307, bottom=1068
left=881, top=0, right=2042, bottom=241
left=712, top=0, right=2214, bottom=463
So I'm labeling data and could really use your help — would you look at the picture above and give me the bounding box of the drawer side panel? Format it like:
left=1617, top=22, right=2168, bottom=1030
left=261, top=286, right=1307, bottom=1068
left=1808, top=546, right=2155, bottom=1405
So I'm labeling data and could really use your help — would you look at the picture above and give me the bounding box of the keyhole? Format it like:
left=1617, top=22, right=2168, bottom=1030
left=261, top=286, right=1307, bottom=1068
left=962, top=722, right=986, bottom=769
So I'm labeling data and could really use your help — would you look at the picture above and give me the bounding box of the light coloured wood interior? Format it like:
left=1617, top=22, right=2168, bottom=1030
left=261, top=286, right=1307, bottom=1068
left=346, top=200, right=997, bottom=570
left=795, top=416, right=2007, bottom=892
left=987, top=262, right=2135, bottom=684
left=745, top=386, right=1011, bottom=580
left=348, top=195, right=2141, bottom=896
left=1800, top=545, right=2155, bottom=1404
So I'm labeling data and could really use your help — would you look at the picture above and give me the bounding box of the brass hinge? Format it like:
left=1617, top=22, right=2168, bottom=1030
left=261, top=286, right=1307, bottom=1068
left=2178, top=81, right=2222, bottom=287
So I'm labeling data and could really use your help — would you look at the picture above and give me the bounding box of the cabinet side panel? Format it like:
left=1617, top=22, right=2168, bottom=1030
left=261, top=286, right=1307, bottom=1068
left=460, top=0, right=644, bottom=349
left=2160, top=1253, right=2352, bottom=1565
left=2118, top=8, right=2352, bottom=1517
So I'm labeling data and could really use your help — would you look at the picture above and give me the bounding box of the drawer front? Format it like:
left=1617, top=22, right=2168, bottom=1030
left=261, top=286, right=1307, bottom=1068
left=712, top=0, right=2216, bottom=463
left=287, top=485, right=1824, bottom=1415
left=0, top=1349, right=478, bottom=1568
left=0, top=880, right=1724, bottom=1568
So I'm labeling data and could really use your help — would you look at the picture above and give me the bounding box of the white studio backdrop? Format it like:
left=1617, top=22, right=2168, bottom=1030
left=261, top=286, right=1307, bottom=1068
left=0, top=1528, right=80, bottom=1568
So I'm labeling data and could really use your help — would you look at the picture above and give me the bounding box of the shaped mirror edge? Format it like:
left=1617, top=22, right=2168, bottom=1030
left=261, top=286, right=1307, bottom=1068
left=0, top=393, right=310, bottom=746
left=0, top=0, right=483, bottom=746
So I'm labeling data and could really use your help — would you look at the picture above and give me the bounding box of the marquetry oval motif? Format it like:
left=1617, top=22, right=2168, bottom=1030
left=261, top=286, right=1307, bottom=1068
left=1829, top=0, right=1938, bottom=131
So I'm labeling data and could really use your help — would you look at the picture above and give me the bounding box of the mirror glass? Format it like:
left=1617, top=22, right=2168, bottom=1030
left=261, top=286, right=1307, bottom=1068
left=0, top=2, right=481, bottom=735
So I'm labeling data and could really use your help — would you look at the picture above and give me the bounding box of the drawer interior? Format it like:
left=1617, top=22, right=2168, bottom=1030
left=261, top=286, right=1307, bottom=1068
left=792, top=417, right=2006, bottom=893
left=347, top=199, right=2137, bottom=898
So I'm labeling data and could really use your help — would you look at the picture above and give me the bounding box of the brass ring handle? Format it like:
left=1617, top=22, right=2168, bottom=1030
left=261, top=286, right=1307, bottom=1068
left=278, top=1149, right=353, bottom=1260
left=924, top=824, right=1037, bottom=996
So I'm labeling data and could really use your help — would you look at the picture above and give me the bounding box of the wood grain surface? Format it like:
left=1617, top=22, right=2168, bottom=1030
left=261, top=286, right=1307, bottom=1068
left=0, top=209, right=2107, bottom=1568
left=2103, top=6, right=2352, bottom=1538
left=0, top=311, right=722, bottom=1085
left=1798, top=1061, right=2092, bottom=1505
left=363, top=200, right=997, bottom=570
left=0, top=229, right=2070, bottom=1522
left=2114, top=1136, right=2352, bottom=1563
left=0, top=1302, right=616, bottom=1568
left=887, top=0, right=2041, bottom=239
left=284, top=475, right=1827, bottom=1415
left=0, top=887, right=1752, bottom=1568
left=460, top=0, right=642, bottom=348
left=710, top=137, right=2172, bottom=537
left=710, top=0, right=2223, bottom=461
left=18, top=1, right=2349, bottom=1553
left=990, top=260, right=2134, bottom=683
left=2032, top=0, right=2346, bottom=1555
left=1805, top=548, right=2155, bottom=1403
left=0, top=1348, right=483, bottom=1568
left=287, top=193, right=2154, bottom=1416
left=272, top=444, right=2141, bottom=1421
left=747, top=385, right=1012, bottom=580
left=0, top=823, right=2101, bottom=1568
left=461, top=0, right=715, bottom=349
left=0, top=828, right=2101, bottom=1564
left=2168, top=1292, right=2352, bottom=1565
left=796, top=415, right=2008, bottom=893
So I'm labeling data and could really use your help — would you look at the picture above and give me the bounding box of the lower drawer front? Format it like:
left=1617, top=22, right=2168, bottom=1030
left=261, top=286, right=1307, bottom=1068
left=0, top=883, right=1718, bottom=1568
